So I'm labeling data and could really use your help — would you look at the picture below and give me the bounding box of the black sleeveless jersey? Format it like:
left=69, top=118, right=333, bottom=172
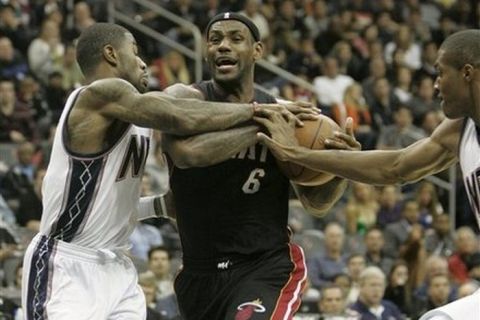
left=170, top=80, right=290, bottom=260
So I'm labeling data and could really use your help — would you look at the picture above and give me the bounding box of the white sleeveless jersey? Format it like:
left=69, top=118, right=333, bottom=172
left=39, top=87, right=152, bottom=249
left=459, top=118, right=480, bottom=230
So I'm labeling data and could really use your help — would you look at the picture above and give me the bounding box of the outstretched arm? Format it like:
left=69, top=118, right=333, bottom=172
left=258, top=118, right=462, bottom=185
left=80, top=79, right=257, bottom=136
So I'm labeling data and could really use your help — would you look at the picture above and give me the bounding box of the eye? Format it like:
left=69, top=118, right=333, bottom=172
left=209, top=37, right=220, bottom=44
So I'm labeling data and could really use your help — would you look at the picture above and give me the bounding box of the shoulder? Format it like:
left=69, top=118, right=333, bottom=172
left=163, top=83, right=204, bottom=100
left=81, top=78, right=139, bottom=109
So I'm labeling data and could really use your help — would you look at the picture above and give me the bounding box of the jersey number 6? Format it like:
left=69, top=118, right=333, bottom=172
left=242, top=168, right=265, bottom=194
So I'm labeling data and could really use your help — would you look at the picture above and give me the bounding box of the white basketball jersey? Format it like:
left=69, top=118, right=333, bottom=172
left=39, top=87, right=152, bottom=249
left=459, top=118, right=480, bottom=230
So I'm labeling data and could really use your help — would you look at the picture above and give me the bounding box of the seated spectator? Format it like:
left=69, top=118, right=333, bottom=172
left=150, top=50, right=191, bottom=90
left=345, top=182, right=379, bottom=235
left=0, top=79, right=39, bottom=143
left=1, top=142, right=36, bottom=212
left=313, top=56, right=354, bottom=109
left=416, top=274, right=452, bottom=316
left=393, top=66, right=413, bottom=104
left=308, top=222, right=347, bottom=290
left=138, top=271, right=168, bottom=320
left=61, top=44, right=84, bottom=91
left=465, top=252, right=480, bottom=284
left=367, top=77, right=400, bottom=132
left=286, top=36, right=322, bottom=81
left=448, top=226, right=479, bottom=285
left=361, top=57, right=387, bottom=104
left=63, top=2, right=96, bottom=43
left=238, top=0, right=270, bottom=41
left=376, top=185, right=403, bottom=227
left=44, top=71, right=67, bottom=123
left=424, top=213, right=455, bottom=257
left=147, top=246, right=175, bottom=300
left=384, top=24, right=421, bottom=70
left=414, top=255, right=457, bottom=302
left=383, top=200, right=421, bottom=256
left=408, top=76, right=440, bottom=126
left=0, top=4, right=31, bottom=53
left=399, top=224, right=427, bottom=289
left=384, top=260, right=414, bottom=318
left=415, top=181, right=444, bottom=228
left=27, top=18, right=64, bottom=84
left=318, top=285, right=360, bottom=320
left=346, top=253, right=367, bottom=305
left=331, top=83, right=376, bottom=150
left=350, top=266, right=405, bottom=320
left=420, top=110, right=443, bottom=136
left=332, top=40, right=365, bottom=81
left=376, top=106, right=426, bottom=150
left=414, top=41, right=438, bottom=83
left=0, top=36, right=28, bottom=81
left=364, top=227, right=395, bottom=275
left=16, top=168, right=46, bottom=232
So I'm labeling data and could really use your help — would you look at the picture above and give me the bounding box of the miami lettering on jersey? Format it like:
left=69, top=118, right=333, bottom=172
left=116, top=134, right=150, bottom=181
left=232, top=144, right=268, bottom=163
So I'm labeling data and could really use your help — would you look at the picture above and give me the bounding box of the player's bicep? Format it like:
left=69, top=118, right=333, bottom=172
left=395, top=136, right=457, bottom=182
left=163, top=83, right=204, bottom=100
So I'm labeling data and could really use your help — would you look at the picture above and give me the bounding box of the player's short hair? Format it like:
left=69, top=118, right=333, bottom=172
left=76, top=23, right=130, bottom=75
left=440, top=30, right=480, bottom=69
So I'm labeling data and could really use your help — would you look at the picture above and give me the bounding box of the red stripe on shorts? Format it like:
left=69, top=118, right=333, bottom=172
left=270, top=243, right=307, bottom=320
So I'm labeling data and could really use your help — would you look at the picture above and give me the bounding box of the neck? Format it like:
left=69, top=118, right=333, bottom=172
left=469, top=80, right=480, bottom=125
left=85, top=67, right=118, bottom=85
left=213, top=78, right=255, bottom=103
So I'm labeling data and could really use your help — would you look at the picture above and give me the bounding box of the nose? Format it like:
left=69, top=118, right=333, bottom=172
left=218, top=38, right=231, bottom=52
left=138, top=57, right=147, bottom=71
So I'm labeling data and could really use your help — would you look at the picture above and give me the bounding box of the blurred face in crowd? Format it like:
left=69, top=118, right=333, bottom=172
left=394, top=107, right=413, bottom=129
left=323, top=57, right=339, bottom=78
left=324, top=223, right=345, bottom=253
left=370, top=57, right=386, bottom=79
left=319, top=287, right=345, bottom=315
left=379, top=186, right=398, bottom=208
left=348, top=256, right=366, bottom=281
left=403, top=201, right=420, bottom=224
left=365, top=229, right=384, bottom=254
left=0, top=37, right=14, bottom=61
left=390, top=264, right=408, bottom=286
left=426, top=256, right=448, bottom=277
left=148, top=249, right=171, bottom=278
left=360, top=274, right=386, bottom=307
left=0, top=80, right=16, bottom=107
left=17, top=142, right=35, bottom=165
left=428, top=275, right=450, bottom=305
left=373, top=78, right=390, bottom=99
left=433, top=214, right=450, bottom=236
left=418, top=77, right=435, bottom=101
left=455, top=228, right=477, bottom=255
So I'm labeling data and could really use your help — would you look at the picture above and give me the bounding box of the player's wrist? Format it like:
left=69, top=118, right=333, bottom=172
left=153, top=195, right=168, bottom=218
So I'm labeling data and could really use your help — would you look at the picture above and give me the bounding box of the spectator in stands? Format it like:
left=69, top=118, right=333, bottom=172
left=286, top=36, right=322, bottom=81
left=345, top=182, right=379, bottom=235
left=16, top=168, right=45, bottom=232
left=465, top=252, right=480, bottom=284
left=61, top=43, right=84, bottom=91
left=364, top=226, right=395, bottom=275
left=424, top=213, right=455, bottom=257
left=409, top=76, right=440, bottom=125
left=415, top=181, right=444, bottom=228
left=271, top=0, right=306, bottom=54
left=417, top=274, right=452, bottom=316
left=150, top=50, right=191, bottom=90
left=361, top=57, right=387, bottom=103
left=457, top=281, right=479, bottom=298
left=313, top=56, right=354, bottom=109
left=0, top=79, right=39, bottom=143
left=239, top=0, right=270, bottom=40
left=194, top=0, right=221, bottom=32
left=64, top=1, right=96, bottom=43
left=0, top=36, right=28, bottom=81
left=414, top=255, right=456, bottom=302
left=367, top=77, right=400, bottom=132
left=147, top=246, right=180, bottom=319
left=27, top=18, right=64, bottom=84
left=384, top=260, right=414, bottom=318
left=304, top=0, right=329, bottom=40
left=318, top=285, right=360, bottom=320
left=399, top=223, right=427, bottom=289
left=44, top=71, right=67, bottom=123
left=448, top=226, right=479, bottom=285
left=332, top=40, right=364, bottom=81
left=393, top=66, right=413, bottom=104
left=308, top=222, right=347, bottom=290
left=0, top=4, right=31, bottom=53
left=420, top=110, right=443, bottom=136
left=351, top=266, right=405, bottom=320
left=138, top=271, right=168, bottom=320
left=384, top=200, right=421, bottom=256
left=376, top=185, right=403, bottom=228
left=1, top=142, right=36, bottom=213
left=385, top=24, right=421, bottom=70
left=346, top=253, right=366, bottom=305
left=331, top=83, right=376, bottom=150
left=376, top=105, right=425, bottom=150
left=414, top=41, right=438, bottom=82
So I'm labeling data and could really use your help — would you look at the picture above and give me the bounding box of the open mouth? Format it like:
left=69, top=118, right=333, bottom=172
left=215, top=57, right=238, bottom=71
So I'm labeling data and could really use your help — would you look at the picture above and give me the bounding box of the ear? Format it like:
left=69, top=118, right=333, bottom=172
left=463, top=64, right=474, bottom=81
left=252, top=41, right=264, bottom=62
left=103, top=44, right=118, bottom=67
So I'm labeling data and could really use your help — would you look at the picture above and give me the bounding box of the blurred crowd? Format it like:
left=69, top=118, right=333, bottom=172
left=0, top=0, right=480, bottom=319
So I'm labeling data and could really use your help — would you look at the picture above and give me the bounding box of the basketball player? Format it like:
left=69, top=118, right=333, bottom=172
left=161, top=13, right=359, bottom=319
left=21, top=23, right=314, bottom=320
left=258, top=29, right=480, bottom=320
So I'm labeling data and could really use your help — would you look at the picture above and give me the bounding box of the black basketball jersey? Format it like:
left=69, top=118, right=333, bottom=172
left=170, top=80, right=290, bottom=260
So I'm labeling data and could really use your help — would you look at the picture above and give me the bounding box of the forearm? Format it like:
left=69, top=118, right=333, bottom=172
left=291, top=148, right=407, bottom=185
left=141, top=93, right=254, bottom=135
left=164, top=126, right=258, bottom=168
left=293, top=177, right=348, bottom=217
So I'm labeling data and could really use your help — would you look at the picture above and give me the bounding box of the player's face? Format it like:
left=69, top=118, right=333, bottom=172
left=434, top=50, right=472, bottom=119
left=206, top=21, right=262, bottom=84
left=117, top=32, right=148, bottom=93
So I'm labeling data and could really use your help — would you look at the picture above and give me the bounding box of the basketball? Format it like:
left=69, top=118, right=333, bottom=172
left=277, top=115, right=340, bottom=186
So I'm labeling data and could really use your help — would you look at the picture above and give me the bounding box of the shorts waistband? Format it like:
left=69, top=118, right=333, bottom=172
left=32, top=234, right=129, bottom=264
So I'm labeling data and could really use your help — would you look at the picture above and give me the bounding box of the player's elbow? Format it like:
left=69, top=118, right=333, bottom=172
left=299, top=198, right=332, bottom=218
left=169, top=146, right=212, bottom=169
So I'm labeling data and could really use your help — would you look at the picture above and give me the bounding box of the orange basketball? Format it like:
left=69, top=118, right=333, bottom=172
left=277, top=115, right=340, bottom=186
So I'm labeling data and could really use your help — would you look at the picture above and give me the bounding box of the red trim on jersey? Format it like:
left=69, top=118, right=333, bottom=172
left=270, top=243, right=307, bottom=320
